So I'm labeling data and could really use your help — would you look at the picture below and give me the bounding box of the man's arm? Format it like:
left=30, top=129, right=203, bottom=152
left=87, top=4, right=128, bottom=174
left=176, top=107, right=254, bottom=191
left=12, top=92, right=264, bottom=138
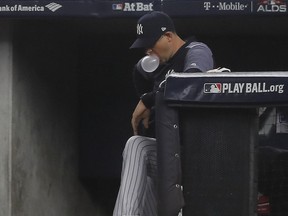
left=131, top=100, right=150, bottom=135
left=133, top=65, right=154, bottom=97
left=131, top=66, right=155, bottom=135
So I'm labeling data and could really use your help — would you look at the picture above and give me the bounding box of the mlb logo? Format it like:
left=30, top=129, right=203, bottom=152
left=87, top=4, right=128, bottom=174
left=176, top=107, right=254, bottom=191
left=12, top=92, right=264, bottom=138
left=112, top=4, right=123, bottom=10
left=204, top=83, right=222, bottom=93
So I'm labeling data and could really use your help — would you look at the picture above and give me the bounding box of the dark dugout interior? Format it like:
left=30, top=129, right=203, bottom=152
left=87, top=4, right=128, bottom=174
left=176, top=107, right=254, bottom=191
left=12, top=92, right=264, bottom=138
left=78, top=15, right=288, bottom=215
left=13, top=15, right=288, bottom=215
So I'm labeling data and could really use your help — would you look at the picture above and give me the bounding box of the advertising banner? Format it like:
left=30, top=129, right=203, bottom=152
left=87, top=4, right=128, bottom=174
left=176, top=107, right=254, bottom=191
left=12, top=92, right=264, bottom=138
left=0, top=0, right=287, bottom=17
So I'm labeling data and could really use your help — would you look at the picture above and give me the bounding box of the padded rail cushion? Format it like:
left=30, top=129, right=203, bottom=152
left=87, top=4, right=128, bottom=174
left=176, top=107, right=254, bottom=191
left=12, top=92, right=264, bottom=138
left=164, top=72, right=288, bottom=107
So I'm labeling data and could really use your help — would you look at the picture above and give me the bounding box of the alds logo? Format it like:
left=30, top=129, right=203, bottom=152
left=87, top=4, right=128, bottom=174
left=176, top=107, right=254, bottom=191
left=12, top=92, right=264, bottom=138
left=257, top=0, right=287, bottom=13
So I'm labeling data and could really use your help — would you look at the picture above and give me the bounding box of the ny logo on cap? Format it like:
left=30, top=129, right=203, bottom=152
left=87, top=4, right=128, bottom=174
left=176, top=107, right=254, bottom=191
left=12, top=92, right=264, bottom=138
left=137, top=24, right=143, bottom=35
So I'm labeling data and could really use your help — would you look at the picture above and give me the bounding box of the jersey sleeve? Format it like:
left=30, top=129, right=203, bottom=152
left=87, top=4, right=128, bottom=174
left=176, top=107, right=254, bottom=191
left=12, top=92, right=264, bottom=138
left=132, top=65, right=156, bottom=109
left=184, top=42, right=214, bottom=72
left=133, top=65, right=154, bottom=97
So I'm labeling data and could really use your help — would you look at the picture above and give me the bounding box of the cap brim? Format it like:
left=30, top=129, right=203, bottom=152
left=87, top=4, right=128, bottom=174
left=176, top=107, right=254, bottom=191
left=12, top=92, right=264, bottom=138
left=130, top=36, right=159, bottom=49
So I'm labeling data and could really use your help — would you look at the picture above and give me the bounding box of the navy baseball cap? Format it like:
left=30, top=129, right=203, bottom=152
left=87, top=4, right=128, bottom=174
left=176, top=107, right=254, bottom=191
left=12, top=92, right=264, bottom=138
left=130, top=11, right=175, bottom=49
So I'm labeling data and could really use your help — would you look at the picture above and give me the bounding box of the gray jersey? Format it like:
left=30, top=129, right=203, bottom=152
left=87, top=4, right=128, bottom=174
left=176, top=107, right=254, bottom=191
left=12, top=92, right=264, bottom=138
left=184, top=42, right=214, bottom=72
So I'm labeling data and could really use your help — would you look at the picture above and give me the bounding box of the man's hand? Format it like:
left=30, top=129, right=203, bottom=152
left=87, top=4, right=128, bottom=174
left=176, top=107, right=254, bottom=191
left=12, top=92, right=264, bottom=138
left=131, top=100, right=150, bottom=135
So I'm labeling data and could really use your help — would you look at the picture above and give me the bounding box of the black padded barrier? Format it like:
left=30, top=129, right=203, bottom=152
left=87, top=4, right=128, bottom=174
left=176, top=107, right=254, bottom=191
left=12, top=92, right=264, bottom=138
left=156, top=72, right=288, bottom=216
left=164, top=72, right=288, bottom=107
left=180, top=107, right=257, bottom=216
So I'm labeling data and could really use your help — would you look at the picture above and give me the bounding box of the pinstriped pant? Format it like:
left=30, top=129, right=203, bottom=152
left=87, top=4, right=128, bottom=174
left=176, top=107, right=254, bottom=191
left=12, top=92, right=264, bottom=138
left=113, top=135, right=158, bottom=216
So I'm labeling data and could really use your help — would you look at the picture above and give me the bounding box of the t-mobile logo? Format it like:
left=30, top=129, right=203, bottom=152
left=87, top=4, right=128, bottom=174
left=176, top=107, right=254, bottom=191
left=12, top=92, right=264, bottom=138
left=204, top=2, right=211, bottom=10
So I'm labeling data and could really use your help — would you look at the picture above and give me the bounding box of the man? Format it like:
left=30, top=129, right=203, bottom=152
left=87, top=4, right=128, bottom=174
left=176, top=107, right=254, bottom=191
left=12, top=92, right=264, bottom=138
left=113, top=11, right=214, bottom=216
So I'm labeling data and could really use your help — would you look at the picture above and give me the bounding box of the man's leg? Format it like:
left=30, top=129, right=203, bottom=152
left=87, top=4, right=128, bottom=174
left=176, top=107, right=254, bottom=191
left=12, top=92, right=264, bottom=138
left=113, top=135, right=157, bottom=216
